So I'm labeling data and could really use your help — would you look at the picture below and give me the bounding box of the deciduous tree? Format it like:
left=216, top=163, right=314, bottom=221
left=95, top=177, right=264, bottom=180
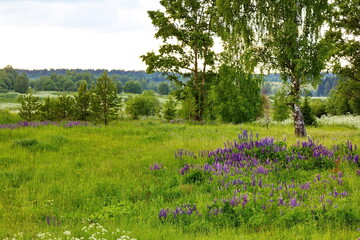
left=141, top=0, right=217, bottom=121
left=217, top=0, right=331, bottom=136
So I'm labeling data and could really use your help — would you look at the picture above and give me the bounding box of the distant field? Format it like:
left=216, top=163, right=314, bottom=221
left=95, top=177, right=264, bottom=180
left=0, top=120, right=359, bottom=239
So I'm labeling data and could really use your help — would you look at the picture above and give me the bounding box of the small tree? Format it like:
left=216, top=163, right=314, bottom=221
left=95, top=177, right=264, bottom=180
left=158, top=82, right=170, bottom=95
left=14, top=73, right=29, bottom=93
left=125, top=92, right=160, bottom=120
left=91, top=72, right=120, bottom=125
left=75, top=80, right=91, bottom=121
left=54, top=94, right=75, bottom=121
left=301, top=98, right=317, bottom=126
left=18, top=92, right=41, bottom=122
left=38, top=97, right=56, bottom=121
left=162, top=96, right=177, bottom=121
left=124, top=80, right=142, bottom=94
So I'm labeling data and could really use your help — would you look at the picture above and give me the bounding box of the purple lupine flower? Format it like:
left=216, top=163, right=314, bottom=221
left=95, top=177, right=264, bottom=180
left=150, top=163, right=162, bottom=170
left=180, top=164, right=190, bottom=175
left=354, top=155, right=359, bottom=164
left=338, top=178, right=343, bottom=185
left=316, top=174, right=321, bottom=181
left=278, top=198, right=284, bottom=206
left=338, top=171, right=343, bottom=178
left=256, top=166, right=269, bottom=175
left=340, top=191, right=349, bottom=196
left=159, top=209, right=167, bottom=219
left=241, top=194, right=249, bottom=208
left=357, top=170, right=360, bottom=176
left=289, top=198, right=300, bottom=208
left=230, top=196, right=240, bottom=207
left=300, top=182, right=311, bottom=190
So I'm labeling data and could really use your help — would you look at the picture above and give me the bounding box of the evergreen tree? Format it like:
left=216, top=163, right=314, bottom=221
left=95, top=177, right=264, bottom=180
left=39, top=97, right=56, bottom=121
left=54, top=94, right=75, bottom=121
left=18, top=92, right=41, bottom=122
left=91, top=72, right=120, bottom=125
left=162, top=96, right=177, bottom=121
left=75, top=80, right=91, bottom=121
left=301, top=98, right=317, bottom=126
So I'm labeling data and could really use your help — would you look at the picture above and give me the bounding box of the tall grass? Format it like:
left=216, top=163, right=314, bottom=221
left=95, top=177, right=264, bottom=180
left=0, top=121, right=359, bottom=239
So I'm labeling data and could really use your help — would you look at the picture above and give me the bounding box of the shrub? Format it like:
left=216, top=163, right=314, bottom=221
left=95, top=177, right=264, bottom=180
left=125, top=93, right=160, bottom=119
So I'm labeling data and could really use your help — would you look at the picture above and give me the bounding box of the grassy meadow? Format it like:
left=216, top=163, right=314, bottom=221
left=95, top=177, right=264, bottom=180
left=0, top=119, right=359, bottom=239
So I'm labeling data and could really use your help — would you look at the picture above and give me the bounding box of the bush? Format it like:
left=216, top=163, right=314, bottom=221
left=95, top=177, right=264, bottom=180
left=125, top=93, right=160, bottom=119
left=309, top=99, right=327, bottom=117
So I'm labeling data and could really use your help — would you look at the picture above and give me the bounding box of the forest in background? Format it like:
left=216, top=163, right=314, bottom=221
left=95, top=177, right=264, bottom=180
left=0, top=66, right=338, bottom=97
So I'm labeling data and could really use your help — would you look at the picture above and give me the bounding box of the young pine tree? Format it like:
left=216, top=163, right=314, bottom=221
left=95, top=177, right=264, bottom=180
left=301, top=97, right=317, bottom=126
left=18, top=92, right=41, bottom=122
left=162, top=96, right=177, bottom=121
left=75, top=80, right=91, bottom=121
left=54, top=94, right=75, bottom=121
left=91, top=72, right=120, bottom=125
left=38, top=97, right=56, bottom=121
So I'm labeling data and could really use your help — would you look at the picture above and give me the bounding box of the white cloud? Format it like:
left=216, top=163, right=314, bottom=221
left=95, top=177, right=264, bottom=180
left=0, top=0, right=162, bottom=70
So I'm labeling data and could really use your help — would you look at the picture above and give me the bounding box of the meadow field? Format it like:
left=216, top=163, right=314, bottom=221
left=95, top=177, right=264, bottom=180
left=0, top=119, right=359, bottom=240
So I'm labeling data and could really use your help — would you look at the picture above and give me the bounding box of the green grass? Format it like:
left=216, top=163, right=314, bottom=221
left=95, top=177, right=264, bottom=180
left=0, top=121, right=359, bottom=239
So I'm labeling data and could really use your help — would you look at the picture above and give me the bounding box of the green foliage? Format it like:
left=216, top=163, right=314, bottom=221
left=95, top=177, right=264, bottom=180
left=162, top=96, right=177, bottom=121
left=301, top=98, right=317, bottom=126
left=91, top=72, right=120, bottom=125
left=310, top=99, right=327, bottom=118
left=0, top=110, right=21, bottom=124
left=158, top=82, right=170, bottom=95
left=273, top=87, right=291, bottom=121
left=217, top=0, right=332, bottom=136
left=326, top=78, right=360, bottom=115
left=141, top=0, right=217, bottom=121
left=18, top=92, right=41, bottom=122
left=116, top=81, right=123, bottom=93
left=75, top=80, right=91, bottom=121
left=211, top=65, right=262, bottom=124
left=0, top=65, right=17, bottom=90
left=38, top=97, right=57, bottom=121
left=53, top=94, right=75, bottom=120
left=14, top=73, right=29, bottom=93
left=125, top=92, right=160, bottom=119
left=123, top=80, right=142, bottom=94
left=326, top=0, right=359, bottom=83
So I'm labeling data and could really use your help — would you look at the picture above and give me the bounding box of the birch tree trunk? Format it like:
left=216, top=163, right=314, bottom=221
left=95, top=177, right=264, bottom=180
left=292, top=103, right=307, bottom=137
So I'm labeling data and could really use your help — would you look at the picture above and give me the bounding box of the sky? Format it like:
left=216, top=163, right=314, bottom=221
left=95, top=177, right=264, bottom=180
left=0, top=0, right=162, bottom=70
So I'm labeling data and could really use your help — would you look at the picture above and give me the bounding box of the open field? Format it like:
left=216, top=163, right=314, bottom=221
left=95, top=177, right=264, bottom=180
left=0, top=120, right=359, bottom=239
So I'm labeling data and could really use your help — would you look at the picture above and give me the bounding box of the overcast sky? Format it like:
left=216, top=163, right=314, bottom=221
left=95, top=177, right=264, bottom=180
left=0, top=0, right=162, bottom=70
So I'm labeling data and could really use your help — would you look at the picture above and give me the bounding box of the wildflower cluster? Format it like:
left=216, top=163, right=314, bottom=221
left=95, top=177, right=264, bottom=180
left=159, top=204, right=200, bottom=223
left=158, top=130, right=360, bottom=228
